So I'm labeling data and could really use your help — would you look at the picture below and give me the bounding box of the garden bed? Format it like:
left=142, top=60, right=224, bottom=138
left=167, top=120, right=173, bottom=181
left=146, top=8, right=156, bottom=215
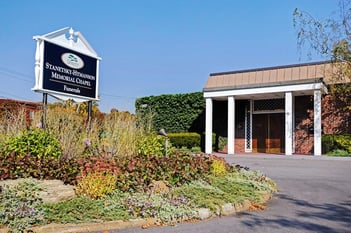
left=0, top=164, right=277, bottom=233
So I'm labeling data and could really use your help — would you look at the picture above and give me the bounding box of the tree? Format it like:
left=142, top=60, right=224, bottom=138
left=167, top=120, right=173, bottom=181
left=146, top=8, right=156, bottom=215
left=293, top=0, right=351, bottom=106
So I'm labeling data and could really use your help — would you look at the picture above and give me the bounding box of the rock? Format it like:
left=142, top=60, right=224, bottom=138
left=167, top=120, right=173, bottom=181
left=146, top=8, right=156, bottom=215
left=197, top=208, right=212, bottom=220
left=148, top=180, right=170, bottom=195
left=0, top=179, right=76, bottom=203
left=221, top=203, right=235, bottom=215
left=39, top=180, right=76, bottom=203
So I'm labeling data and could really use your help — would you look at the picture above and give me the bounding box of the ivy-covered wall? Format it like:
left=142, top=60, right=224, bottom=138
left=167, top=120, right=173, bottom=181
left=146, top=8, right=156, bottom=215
left=135, top=92, right=205, bottom=133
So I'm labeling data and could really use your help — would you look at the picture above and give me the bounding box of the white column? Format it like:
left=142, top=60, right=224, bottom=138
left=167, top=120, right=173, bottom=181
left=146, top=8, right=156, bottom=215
left=205, top=98, right=213, bottom=154
left=314, top=90, right=322, bottom=156
left=227, top=96, right=235, bottom=154
left=285, top=92, right=293, bottom=155
left=292, top=96, right=296, bottom=153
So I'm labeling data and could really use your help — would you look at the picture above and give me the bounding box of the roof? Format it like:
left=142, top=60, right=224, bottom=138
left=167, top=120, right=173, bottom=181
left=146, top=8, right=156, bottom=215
left=0, top=98, right=42, bottom=107
left=204, top=61, right=335, bottom=92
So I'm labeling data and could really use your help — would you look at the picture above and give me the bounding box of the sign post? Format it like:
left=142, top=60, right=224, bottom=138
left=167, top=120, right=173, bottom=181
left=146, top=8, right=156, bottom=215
left=42, top=93, right=47, bottom=129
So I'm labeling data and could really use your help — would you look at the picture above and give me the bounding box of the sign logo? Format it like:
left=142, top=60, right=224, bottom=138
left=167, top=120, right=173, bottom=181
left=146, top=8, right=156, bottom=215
left=61, top=53, right=84, bottom=69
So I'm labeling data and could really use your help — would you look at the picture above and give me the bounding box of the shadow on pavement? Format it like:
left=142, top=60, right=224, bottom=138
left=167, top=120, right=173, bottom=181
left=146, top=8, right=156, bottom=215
left=238, top=193, right=351, bottom=233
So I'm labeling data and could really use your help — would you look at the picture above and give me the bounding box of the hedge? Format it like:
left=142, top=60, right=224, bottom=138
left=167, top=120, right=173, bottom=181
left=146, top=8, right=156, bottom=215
left=168, top=132, right=201, bottom=149
left=322, top=134, right=351, bottom=154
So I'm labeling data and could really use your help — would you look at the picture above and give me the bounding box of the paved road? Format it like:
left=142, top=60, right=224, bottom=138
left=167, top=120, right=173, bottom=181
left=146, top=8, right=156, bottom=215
left=99, top=154, right=351, bottom=233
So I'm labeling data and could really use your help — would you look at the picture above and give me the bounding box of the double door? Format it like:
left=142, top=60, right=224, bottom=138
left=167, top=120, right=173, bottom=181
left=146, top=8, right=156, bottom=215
left=252, top=113, right=285, bottom=153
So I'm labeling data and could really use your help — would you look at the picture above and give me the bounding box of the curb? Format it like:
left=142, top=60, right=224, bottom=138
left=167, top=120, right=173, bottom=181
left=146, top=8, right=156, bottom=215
left=0, top=191, right=273, bottom=233
left=198, top=190, right=272, bottom=220
left=0, top=219, right=156, bottom=233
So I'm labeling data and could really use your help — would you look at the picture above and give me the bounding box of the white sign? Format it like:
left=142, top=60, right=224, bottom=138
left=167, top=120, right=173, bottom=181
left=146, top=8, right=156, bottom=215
left=33, top=27, right=101, bottom=102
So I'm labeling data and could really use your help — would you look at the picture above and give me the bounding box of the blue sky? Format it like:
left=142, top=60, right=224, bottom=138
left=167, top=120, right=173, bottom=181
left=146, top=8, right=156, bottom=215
left=0, top=1, right=339, bottom=113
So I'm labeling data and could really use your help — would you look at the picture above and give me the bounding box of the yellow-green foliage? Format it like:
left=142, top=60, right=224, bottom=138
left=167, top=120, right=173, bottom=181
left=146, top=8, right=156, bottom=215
left=76, top=171, right=117, bottom=199
left=211, top=159, right=228, bottom=177
left=3, top=128, right=62, bottom=159
left=137, top=133, right=171, bottom=156
left=335, top=136, right=351, bottom=153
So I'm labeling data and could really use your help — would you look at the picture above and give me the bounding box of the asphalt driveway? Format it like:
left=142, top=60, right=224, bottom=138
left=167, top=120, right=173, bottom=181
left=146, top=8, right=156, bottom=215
left=100, top=154, right=351, bottom=233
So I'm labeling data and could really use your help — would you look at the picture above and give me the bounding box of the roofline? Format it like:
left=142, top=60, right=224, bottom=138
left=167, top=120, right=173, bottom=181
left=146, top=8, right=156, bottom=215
left=209, top=60, right=331, bottom=77
left=203, top=77, right=325, bottom=92
left=0, top=98, right=42, bottom=106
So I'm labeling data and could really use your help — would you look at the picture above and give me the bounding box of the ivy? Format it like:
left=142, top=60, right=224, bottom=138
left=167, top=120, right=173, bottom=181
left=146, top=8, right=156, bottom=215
left=135, top=92, right=205, bottom=133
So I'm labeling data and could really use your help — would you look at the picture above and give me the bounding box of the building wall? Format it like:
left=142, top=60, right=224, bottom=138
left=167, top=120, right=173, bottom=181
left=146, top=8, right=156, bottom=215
left=294, top=96, right=314, bottom=154
left=322, top=95, right=351, bottom=134
left=0, top=99, right=42, bottom=127
left=213, top=94, right=350, bottom=155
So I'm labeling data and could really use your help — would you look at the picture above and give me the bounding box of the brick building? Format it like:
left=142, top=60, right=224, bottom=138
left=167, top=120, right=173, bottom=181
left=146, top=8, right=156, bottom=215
left=0, top=98, right=42, bottom=126
left=203, top=61, right=350, bottom=156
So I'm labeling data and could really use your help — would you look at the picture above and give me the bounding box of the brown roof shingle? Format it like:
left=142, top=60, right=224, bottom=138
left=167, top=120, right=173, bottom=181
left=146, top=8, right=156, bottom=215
left=204, top=61, right=334, bottom=91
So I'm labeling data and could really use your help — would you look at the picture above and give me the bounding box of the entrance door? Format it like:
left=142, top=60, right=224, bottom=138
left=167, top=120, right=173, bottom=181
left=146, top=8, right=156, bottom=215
left=252, top=113, right=285, bottom=153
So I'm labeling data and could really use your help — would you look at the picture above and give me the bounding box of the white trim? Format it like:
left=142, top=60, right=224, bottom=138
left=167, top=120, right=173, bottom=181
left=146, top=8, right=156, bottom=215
left=314, top=90, right=322, bottom=156
left=205, top=98, right=213, bottom=154
left=285, top=92, right=293, bottom=155
left=33, top=27, right=101, bottom=59
left=204, top=82, right=327, bottom=98
left=227, top=96, right=235, bottom=154
left=32, top=28, right=101, bottom=102
left=292, top=95, right=296, bottom=153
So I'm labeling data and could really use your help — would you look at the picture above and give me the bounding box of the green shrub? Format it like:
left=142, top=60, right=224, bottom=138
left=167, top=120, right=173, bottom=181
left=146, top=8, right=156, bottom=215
left=0, top=178, right=44, bottom=233
left=3, top=128, right=62, bottom=159
left=168, top=132, right=201, bottom=149
left=335, top=135, right=351, bottom=153
left=322, top=134, right=351, bottom=154
left=176, top=146, right=202, bottom=154
left=137, top=133, right=171, bottom=157
left=327, top=149, right=351, bottom=157
left=218, top=136, right=228, bottom=152
left=322, top=134, right=337, bottom=153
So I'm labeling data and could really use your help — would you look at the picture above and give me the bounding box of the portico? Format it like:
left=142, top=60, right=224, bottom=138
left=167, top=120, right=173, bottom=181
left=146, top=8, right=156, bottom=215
left=203, top=62, right=331, bottom=156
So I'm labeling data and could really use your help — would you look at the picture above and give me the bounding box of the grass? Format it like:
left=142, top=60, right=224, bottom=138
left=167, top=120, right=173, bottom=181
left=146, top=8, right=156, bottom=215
left=39, top=195, right=130, bottom=224
left=171, top=170, right=276, bottom=212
